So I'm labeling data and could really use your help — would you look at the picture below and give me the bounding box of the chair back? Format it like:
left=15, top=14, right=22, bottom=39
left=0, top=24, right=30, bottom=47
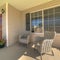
left=41, top=39, right=53, bottom=53
left=44, top=31, right=55, bottom=39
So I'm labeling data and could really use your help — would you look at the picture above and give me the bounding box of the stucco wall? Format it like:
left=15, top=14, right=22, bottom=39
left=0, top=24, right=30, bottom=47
left=8, top=4, right=22, bottom=46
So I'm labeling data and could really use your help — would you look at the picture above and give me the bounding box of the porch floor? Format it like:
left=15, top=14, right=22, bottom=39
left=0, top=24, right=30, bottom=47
left=0, top=43, right=60, bottom=60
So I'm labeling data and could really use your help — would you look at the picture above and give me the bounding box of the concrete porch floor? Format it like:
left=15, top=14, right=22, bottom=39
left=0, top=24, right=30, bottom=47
left=0, top=43, right=60, bottom=60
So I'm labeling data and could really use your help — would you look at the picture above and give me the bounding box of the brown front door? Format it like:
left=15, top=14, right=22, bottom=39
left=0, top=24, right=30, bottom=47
left=0, top=14, right=2, bottom=39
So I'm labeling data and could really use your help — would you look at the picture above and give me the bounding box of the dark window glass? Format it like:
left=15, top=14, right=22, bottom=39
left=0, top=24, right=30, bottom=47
left=55, top=26, right=60, bottom=33
left=44, top=8, right=54, bottom=31
left=55, top=13, right=60, bottom=19
left=44, top=26, right=48, bottom=31
left=49, top=26, right=54, bottom=31
left=26, top=13, right=30, bottom=31
left=55, top=6, right=60, bottom=13
left=55, top=7, right=60, bottom=33
left=49, top=15, right=54, bottom=26
left=44, top=10, right=48, bottom=31
left=55, top=19, right=60, bottom=26
left=48, top=8, right=54, bottom=14
left=44, top=9, right=48, bottom=15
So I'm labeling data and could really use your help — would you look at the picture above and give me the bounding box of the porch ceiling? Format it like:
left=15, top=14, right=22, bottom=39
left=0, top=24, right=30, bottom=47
left=0, top=0, right=53, bottom=11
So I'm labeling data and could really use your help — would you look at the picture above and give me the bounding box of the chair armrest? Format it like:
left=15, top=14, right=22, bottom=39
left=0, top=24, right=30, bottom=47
left=27, top=35, right=30, bottom=43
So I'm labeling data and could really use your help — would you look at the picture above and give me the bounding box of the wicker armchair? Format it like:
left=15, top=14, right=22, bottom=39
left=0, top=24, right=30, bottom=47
left=19, top=32, right=30, bottom=45
left=32, top=31, right=55, bottom=60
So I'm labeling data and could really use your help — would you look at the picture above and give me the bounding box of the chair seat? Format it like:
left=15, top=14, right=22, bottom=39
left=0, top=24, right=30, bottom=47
left=19, top=39, right=28, bottom=44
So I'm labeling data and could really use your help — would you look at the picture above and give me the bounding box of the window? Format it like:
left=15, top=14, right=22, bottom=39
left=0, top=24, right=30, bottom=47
left=31, top=11, right=42, bottom=33
left=26, top=13, right=30, bottom=31
left=26, top=6, right=60, bottom=33
left=44, top=6, right=60, bottom=33
left=44, top=9, right=54, bottom=31
left=55, top=6, right=60, bottom=33
left=44, top=8, right=55, bottom=31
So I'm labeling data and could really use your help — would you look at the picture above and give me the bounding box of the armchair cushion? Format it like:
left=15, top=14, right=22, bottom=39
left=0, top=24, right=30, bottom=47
left=21, top=34, right=27, bottom=39
left=21, top=32, right=30, bottom=39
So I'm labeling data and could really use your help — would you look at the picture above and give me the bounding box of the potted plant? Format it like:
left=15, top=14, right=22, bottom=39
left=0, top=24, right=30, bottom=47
left=0, top=39, right=6, bottom=48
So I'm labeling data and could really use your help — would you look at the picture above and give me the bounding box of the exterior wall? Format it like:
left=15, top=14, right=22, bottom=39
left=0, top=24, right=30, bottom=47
left=8, top=4, right=22, bottom=46
left=22, top=0, right=60, bottom=48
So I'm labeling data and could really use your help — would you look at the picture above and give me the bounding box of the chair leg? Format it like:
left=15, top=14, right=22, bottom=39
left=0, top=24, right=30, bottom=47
left=40, top=53, right=42, bottom=60
left=26, top=43, right=28, bottom=48
left=40, top=54, right=42, bottom=60
left=51, top=50, right=54, bottom=56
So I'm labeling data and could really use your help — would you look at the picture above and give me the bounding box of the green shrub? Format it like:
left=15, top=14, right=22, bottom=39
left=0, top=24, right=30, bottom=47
left=0, top=39, right=5, bottom=45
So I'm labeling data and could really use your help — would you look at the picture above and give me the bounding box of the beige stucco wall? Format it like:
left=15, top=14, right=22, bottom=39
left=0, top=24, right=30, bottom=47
left=22, top=0, right=60, bottom=48
left=0, top=4, right=6, bottom=40
left=8, top=4, right=22, bottom=46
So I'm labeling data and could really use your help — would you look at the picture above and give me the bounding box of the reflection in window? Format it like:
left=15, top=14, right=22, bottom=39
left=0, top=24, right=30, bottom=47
left=31, top=11, right=42, bottom=33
